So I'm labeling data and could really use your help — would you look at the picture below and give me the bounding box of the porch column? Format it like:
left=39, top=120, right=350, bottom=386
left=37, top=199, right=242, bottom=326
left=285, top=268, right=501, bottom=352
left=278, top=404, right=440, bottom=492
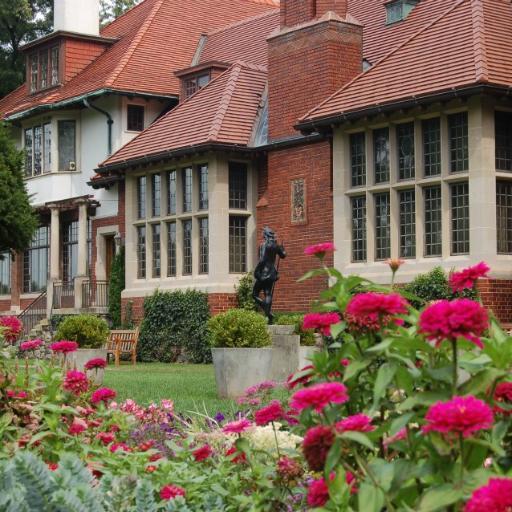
left=74, top=201, right=89, bottom=310
left=50, top=207, right=60, bottom=280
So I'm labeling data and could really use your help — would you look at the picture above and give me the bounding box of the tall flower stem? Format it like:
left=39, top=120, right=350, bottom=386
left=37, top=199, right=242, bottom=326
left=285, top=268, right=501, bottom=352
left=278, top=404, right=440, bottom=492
left=271, top=422, right=282, bottom=459
left=459, top=432, right=465, bottom=485
left=451, top=340, right=458, bottom=397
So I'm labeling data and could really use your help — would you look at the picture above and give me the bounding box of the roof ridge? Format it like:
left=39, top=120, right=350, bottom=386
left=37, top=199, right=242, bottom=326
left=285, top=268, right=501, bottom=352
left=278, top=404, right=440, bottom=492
left=206, top=8, right=280, bottom=36
left=232, top=59, right=268, bottom=73
left=207, top=64, right=242, bottom=141
left=301, top=0, right=468, bottom=121
left=100, top=0, right=151, bottom=34
left=105, top=0, right=165, bottom=87
left=471, top=0, right=489, bottom=82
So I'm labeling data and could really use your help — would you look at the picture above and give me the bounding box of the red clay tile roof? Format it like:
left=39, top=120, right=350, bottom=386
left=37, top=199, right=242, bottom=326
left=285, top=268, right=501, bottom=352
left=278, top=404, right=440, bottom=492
left=302, top=0, right=512, bottom=125
left=99, top=61, right=267, bottom=167
left=0, top=0, right=278, bottom=119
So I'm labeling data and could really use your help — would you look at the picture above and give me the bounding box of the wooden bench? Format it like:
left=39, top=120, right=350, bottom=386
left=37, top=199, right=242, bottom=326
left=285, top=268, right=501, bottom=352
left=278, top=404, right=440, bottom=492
left=104, top=328, right=140, bottom=366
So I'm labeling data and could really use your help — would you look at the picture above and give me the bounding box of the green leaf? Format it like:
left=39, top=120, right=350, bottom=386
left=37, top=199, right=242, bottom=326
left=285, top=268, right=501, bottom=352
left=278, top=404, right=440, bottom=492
left=357, top=483, right=385, bottom=512
left=324, top=439, right=342, bottom=479
left=343, top=360, right=371, bottom=382
left=339, top=431, right=374, bottom=450
left=461, top=368, right=506, bottom=396
left=389, top=412, right=415, bottom=436
left=369, top=459, right=394, bottom=492
left=330, top=322, right=346, bottom=340
left=372, top=363, right=397, bottom=411
left=417, top=484, right=463, bottom=512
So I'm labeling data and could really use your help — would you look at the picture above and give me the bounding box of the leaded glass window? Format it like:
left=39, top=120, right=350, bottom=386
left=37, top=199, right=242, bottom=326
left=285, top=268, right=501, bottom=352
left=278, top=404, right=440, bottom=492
left=33, top=125, right=42, bottom=176
left=43, top=123, right=51, bottom=173
left=40, top=50, right=48, bottom=89
left=199, top=218, right=209, bottom=274
left=374, top=128, right=390, bottom=184
left=167, top=171, right=177, bottom=215
left=351, top=196, right=367, bottom=262
left=183, top=167, right=193, bottom=213
left=397, top=122, right=415, bottom=180
left=62, top=221, right=78, bottom=284
left=30, top=55, right=38, bottom=93
left=182, top=220, right=192, bottom=275
left=399, top=189, right=416, bottom=258
left=152, top=224, right=161, bottom=278
left=24, top=129, right=33, bottom=177
left=137, top=176, right=146, bottom=219
left=229, top=162, right=248, bottom=209
left=387, top=1, right=403, bottom=23
left=424, top=186, right=442, bottom=256
left=375, top=192, right=391, bottom=260
left=198, top=164, right=208, bottom=210
left=448, top=112, right=469, bottom=173
left=497, top=181, right=512, bottom=254
left=23, top=226, right=49, bottom=293
left=451, top=182, right=470, bottom=254
left=51, top=47, right=59, bottom=86
left=127, top=105, right=144, bottom=132
left=58, top=120, right=76, bottom=171
left=136, top=226, right=146, bottom=279
left=151, top=174, right=161, bottom=217
left=422, top=117, right=441, bottom=177
left=496, top=111, right=512, bottom=171
left=167, top=222, right=177, bottom=277
left=0, top=253, right=11, bottom=295
left=229, top=216, right=247, bottom=273
left=350, top=132, right=366, bottom=187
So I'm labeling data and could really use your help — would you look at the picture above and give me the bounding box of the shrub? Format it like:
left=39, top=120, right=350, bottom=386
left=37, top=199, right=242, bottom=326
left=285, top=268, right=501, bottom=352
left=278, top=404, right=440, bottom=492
left=208, top=309, right=270, bottom=348
left=108, top=247, right=125, bottom=328
left=276, top=313, right=316, bottom=346
left=235, top=273, right=257, bottom=311
left=54, top=314, right=109, bottom=349
left=138, top=290, right=210, bottom=363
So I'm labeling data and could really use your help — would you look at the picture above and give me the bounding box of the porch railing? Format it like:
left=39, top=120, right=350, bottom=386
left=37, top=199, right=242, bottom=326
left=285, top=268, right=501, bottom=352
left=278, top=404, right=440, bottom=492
left=82, top=280, right=109, bottom=309
left=52, top=282, right=75, bottom=309
left=18, top=290, right=47, bottom=340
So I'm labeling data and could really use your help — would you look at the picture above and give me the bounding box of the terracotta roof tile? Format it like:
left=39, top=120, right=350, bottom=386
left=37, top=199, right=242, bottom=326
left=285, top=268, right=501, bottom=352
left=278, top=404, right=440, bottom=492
left=99, top=61, right=267, bottom=167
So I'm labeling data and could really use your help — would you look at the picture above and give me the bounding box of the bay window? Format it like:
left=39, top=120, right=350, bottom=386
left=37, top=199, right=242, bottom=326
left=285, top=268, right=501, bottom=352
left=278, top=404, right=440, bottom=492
left=229, top=216, right=247, bottom=273
left=23, top=226, right=49, bottom=293
left=58, top=120, right=76, bottom=172
left=24, top=122, right=51, bottom=177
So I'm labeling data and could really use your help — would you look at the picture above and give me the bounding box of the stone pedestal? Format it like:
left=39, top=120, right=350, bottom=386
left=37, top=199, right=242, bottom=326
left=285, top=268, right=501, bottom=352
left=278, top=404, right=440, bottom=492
left=269, top=325, right=301, bottom=382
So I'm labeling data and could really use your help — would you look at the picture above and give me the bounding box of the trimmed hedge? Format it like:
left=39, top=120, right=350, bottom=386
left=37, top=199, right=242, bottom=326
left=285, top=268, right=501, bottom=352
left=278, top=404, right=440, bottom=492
left=54, top=314, right=109, bottom=349
left=275, top=313, right=316, bottom=346
left=137, top=290, right=210, bottom=363
left=208, top=309, right=270, bottom=348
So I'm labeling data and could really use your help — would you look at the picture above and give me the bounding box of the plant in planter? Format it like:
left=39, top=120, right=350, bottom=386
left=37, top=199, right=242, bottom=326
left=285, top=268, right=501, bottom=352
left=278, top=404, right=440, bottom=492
left=209, top=309, right=271, bottom=398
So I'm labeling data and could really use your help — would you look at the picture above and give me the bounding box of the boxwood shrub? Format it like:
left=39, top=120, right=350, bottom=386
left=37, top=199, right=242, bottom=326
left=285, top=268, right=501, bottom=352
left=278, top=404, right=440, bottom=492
left=137, top=290, right=210, bottom=363
left=54, top=314, right=109, bottom=349
left=275, top=313, right=316, bottom=346
left=208, top=309, right=270, bottom=348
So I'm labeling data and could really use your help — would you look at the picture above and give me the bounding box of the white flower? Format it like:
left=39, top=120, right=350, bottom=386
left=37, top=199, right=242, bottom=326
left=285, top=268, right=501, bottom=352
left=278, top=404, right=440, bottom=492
left=245, top=423, right=302, bottom=453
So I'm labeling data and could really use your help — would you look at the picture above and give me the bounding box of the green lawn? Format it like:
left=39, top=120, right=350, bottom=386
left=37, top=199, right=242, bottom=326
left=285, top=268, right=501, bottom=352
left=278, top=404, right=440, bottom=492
left=103, top=363, right=238, bottom=417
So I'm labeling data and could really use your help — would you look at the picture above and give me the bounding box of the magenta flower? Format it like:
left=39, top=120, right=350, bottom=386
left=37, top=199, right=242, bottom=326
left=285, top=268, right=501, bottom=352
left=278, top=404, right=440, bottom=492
left=20, top=339, right=43, bottom=351
left=222, top=419, right=253, bottom=434
left=91, top=387, right=117, bottom=405
left=63, top=370, right=89, bottom=396
left=50, top=340, right=78, bottom=354
left=254, top=400, right=285, bottom=426
left=290, top=382, right=349, bottom=413
left=419, top=299, right=488, bottom=349
left=449, top=262, right=490, bottom=293
left=68, top=417, right=88, bottom=436
left=84, top=358, right=107, bottom=370
left=423, top=395, right=493, bottom=438
left=192, top=444, right=213, bottom=462
left=0, top=316, right=23, bottom=343
left=384, top=427, right=408, bottom=447
left=304, top=242, right=336, bottom=259
left=303, top=312, right=341, bottom=336
left=303, top=425, right=334, bottom=471
left=306, top=476, right=330, bottom=507
left=335, top=414, right=375, bottom=433
left=465, top=477, right=512, bottom=512
left=160, top=484, right=186, bottom=500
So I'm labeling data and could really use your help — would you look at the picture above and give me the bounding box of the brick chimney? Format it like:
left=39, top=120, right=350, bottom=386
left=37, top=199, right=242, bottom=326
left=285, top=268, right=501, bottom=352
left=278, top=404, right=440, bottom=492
left=268, top=0, right=362, bottom=140
left=54, top=0, right=100, bottom=36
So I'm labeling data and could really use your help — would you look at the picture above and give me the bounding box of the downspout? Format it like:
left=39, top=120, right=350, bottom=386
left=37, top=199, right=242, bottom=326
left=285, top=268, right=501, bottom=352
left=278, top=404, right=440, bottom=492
left=83, top=98, right=113, bottom=155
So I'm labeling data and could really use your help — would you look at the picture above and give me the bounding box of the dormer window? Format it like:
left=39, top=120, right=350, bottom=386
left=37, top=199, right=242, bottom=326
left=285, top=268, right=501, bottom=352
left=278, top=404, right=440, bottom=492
left=386, top=0, right=419, bottom=24
left=29, top=46, right=60, bottom=93
left=184, top=72, right=210, bottom=98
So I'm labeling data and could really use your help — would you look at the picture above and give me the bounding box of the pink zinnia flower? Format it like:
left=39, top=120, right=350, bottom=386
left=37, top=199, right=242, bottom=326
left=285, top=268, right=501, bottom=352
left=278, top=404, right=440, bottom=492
left=50, top=340, right=78, bottom=353
left=160, top=484, right=186, bottom=500
left=84, top=358, right=107, bottom=370
left=465, top=478, right=512, bottom=512
left=304, top=242, right=336, bottom=258
left=0, top=316, right=22, bottom=343
left=345, top=292, right=408, bottom=331
left=450, top=262, right=490, bottom=293
left=307, top=476, right=330, bottom=508
left=254, top=400, right=285, bottom=426
left=303, top=425, right=334, bottom=471
left=192, top=444, right=213, bottom=462
left=63, top=370, right=89, bottom=396
left=290, top=382, right=349, bottom=413
left=91, top=387, right=117, bottom=405
left=96, top=432, right=115, bottom=445
left=68, top=417, right=88, bottom=435
left=336, top=414, right=375, bottom=433
left=384, top=427, right=408, bottom=447
left=493, top=382, right=512, bottom=415
left=303, top=312, right=341, bottom=336
left=222, top=419, right=253, bottom=434
left=423, top=395, right=493, bottom=438
left=419, top=299, right=488, bottom=349
left=277, top=456, right=303, bottom=481
left=20, top=339, right=43, bottom=351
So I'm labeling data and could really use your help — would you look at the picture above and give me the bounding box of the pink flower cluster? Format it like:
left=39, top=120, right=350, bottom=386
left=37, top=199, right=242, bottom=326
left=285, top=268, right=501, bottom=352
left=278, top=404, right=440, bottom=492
left=307, top=472, right=356, bottom=507
left=449, top=262, right=490, bottom=293
left=345, top=292, right=408, bottom=331
left=160, top=484, right=186, bottom=501
left=20, top=339, right=43, bottom=351
left=222, top=419, right=253, bottom=434
left=50, top=340, right=78, bottom=354
left=465, top=478, right=512, bottom=512
left=244, top=380, right=277, bottom=396
left=63, top=370, right=89, bottom=396
left=290, top=382, right=349, bottom=413
left=254, top=400, right=285, bottom=426
left=303, top=312, right=341, bottom=336
left=0, top=316, right=23, bottom=343
left=84, top=358, right=107, bottom=370
left=419, top=298, right=488, bottom=348
left=304, top=242, right=336, bottom=258
left=423, top=395, right=493, bottom=438
left=336, top=414, right=375, bottom=433
left=91, top=387, right=117, bottom=405
left=115, top=399, right=174, bottom=424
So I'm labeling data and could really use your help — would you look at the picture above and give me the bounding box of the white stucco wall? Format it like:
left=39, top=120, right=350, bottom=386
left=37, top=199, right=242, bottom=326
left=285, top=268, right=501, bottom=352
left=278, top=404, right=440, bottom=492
left=54, top=0, right=100, bottom=36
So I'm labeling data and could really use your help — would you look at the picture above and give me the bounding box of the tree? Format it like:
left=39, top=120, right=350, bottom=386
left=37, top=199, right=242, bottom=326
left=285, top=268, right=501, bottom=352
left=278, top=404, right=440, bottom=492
left=0, top=122, right=37, bottom=255
left=108, top=247, right=125, bottom=328
left=100, top=0, right=140, bottom=25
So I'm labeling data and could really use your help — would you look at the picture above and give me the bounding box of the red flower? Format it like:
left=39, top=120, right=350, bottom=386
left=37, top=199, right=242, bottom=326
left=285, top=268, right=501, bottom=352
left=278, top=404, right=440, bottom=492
left=84, top=358, right=107, bottom=370
left=0, top=316, right=22, bottom=343
left=91, top=387, right=117, bottom=405
left=277, top=456, right=303, bottom=482
left=465, top=477, right=512, bottom=512
left=450, top=262, right=490, bottom=293
left=50, top=340, right=78, bottom=354
left=138, top=440, right=155, bottom=452
left=7, top=389, right=28, bottom=399
left=494, top=382, right=512, bottom=415
left=336, top=414, right=375, bottom=433
left=419, top=299, right=488, bottom=349
left=47, top=462, right=59, bottom=471
left=149, top=453, right=163, bottom=462
left=110, top=442, right=131, bottom=453
left=20, top=339, right=43, bottom=351
left=345, top=292, right=408, bottom=331
left=96, top=432, right=115, bottom=445
left=63, top=370, right=89, bottom=395
left=304, top=242, right=336, bottom=258
left=303, top=312, right=341, bottom=336
left=303, top=426, right=334, bottom=471
left=193, top=444, right=213, bottom=462
left=146, top=465, right=157, bottom=473
left=225, top=446, right=247, bottom=464
left=160, top=484, right=186, bottom=500
left=290, top=382, right=349, bottom=413
left=286, top=365, right=314, bottom=390
left=222, top=419, right=253, bottom=434
left=68, top=417, right=88, bottom=436
left=254, top=400, right=285, bottom=426
left=307, top=477, right=330, bottom=508
left=423, top=395, right=493, bottom=438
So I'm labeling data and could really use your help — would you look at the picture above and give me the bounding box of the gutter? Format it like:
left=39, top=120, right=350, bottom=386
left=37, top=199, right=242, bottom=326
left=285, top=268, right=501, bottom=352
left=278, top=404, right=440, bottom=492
left=83, top=98, right=113, bottom=156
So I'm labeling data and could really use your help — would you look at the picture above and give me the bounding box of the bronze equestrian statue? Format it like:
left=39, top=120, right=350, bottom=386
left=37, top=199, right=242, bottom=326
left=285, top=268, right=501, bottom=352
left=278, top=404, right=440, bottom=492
left=253, top=227, right=286, bottom=324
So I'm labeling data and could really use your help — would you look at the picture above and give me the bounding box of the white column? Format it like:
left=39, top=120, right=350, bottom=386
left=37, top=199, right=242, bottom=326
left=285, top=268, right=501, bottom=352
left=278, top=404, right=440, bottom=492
left=50, top=207, right=60, bottom=280
left=77, top=201, right=89, bottom=277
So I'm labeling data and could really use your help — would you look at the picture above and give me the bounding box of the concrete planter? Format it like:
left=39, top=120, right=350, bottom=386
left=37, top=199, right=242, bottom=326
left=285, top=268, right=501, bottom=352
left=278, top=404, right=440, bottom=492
left=299, top=346, right=319, bottom=369
left=70, top=348, right=108, bottom=385
left=212, top=347, right=273, bottom=399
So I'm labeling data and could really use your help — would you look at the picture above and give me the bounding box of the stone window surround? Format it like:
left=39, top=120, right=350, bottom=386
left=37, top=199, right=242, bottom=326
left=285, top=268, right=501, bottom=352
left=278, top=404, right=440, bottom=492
left=333, top=96, right=512, bottom=284
left=124, top=155, right=257, bottom=298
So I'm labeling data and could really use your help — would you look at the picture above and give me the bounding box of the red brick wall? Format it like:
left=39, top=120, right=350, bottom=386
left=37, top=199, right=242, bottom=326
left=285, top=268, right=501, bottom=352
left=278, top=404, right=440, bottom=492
left=316, top=0, right=348, bottom=17
left=258, top=140, right=333, bottom=313
left=477, top=278, right=512, bottom=324
left=268, top=18, right=362, bottom=140
left=63, top=39, right=108, bottom=83
left=122, top=296, right=145, bottom=325
left=281, top=0, right=316, bottom=27
left=0, top=300, right=11, bottom=312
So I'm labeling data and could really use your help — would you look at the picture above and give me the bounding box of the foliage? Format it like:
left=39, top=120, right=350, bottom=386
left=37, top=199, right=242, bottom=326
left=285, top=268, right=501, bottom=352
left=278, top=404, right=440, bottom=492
left=275, top=313, right=316, bottom=346
left=100, top=0, right=140, bottom=24
left=0, top=123, right=37, bottom=254
left=235, top=273, right=257, bottom=311
left=138, top=290, right=210, bottom=363
left=123, top=299, right=135, bottom=329
left=208, top=309, right=270, bottom=348
left=54, top=314, right=109, bottom=349
left=108, top=247, right=125, bottom=328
